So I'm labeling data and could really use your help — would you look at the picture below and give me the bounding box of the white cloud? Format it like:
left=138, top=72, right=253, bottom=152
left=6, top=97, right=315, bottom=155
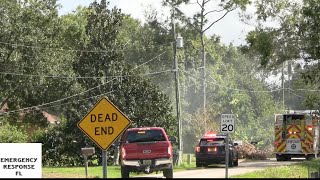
left=58, top=0, right=257, bottom=46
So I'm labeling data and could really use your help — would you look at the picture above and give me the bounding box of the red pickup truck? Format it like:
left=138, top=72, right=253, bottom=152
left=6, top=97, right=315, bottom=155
left=119, top=127, right=175, bottom=178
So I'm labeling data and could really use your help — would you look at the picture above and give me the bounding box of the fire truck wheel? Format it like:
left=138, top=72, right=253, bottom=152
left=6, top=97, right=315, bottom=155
left=306, top=154, right=315, bottom=161
left=276, top=154, right=284, bottom=161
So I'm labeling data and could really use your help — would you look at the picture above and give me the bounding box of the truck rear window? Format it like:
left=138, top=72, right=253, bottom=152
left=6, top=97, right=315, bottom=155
left=125, top=130, right=166, bottom=143
left=200, top=138, right=225, bottom=146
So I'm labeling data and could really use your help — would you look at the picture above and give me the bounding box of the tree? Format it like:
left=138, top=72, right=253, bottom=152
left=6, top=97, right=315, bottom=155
left=33, top=0, right=177, bottom=166
left=0, top=0, right=79, bottom=130
left=243, top=0, right=320, bottom=109
left=162, top=0, right=251, bottom=131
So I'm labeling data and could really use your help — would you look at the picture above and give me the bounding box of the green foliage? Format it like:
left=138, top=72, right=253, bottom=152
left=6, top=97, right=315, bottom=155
left=0, top=123, right=28, bottom=143
left=245, top=29, right=276, bottom=68
left=246, top=0, right=319, bottom=109
left=232, top=164, right=309, bottom=178
left=2, top=0, right=316, bottom=168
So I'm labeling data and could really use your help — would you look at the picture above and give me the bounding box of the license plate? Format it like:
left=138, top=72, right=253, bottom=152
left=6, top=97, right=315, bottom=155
left=143, top=160, right=152, bottom=165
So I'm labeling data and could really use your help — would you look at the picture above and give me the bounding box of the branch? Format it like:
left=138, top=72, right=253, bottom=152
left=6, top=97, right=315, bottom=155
left=186, top=18, right=202, bottom=34
left=0, top=87, right=19, bottom=112
left=0, top=98, right=9, bottom=111
left=196, top=0, right=202, bottom=8
left=202, top=6, right=237, bottom=33
left=204, top=0, right=211, bottom=5
left=204, top=8, right=225, bottom=16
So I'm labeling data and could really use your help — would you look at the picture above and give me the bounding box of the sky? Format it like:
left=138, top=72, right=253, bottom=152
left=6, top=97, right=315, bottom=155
left=57, top=0, right=257, bottom=46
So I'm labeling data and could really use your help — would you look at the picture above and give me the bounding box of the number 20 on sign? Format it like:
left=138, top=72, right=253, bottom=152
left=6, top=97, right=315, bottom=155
left=220, top=114, right=235, bottom=133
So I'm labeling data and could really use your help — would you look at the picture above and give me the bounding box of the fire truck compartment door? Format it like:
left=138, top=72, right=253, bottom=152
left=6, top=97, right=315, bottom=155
left=286, top=139, right=301, bottom=152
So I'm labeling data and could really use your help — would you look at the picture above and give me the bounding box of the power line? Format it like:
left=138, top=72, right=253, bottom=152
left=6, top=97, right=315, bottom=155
left=0, top=41, right=174, bottom=54
left=0, top=51, right=169, bottom=115
left=181, top=69, right=283, bottom=93
left=287, top=89, right=305, bottom=99
left=183, top=69, right=320, bottom=93
left=288, top=88, right=320, bottom=92
left=0, top=69, right=173, bottom=79
left=0, top=51, right=169, bottom=79
left=0, top=91, right=114, bottom=116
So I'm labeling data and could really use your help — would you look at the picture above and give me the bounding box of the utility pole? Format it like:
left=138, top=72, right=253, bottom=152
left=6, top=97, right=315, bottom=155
left=171, top=5, right=183, bottom=166
left=202, top=44, right=206, bottom=132
left=282, top=62, right=285, bottom=111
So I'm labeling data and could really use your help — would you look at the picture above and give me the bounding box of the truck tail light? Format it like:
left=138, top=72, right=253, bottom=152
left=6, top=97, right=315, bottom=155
left=121, top=147, right=126, bottom=159
left=168, top=145, right=172, bottom=157
left=195, top=146, right=200, bottom=153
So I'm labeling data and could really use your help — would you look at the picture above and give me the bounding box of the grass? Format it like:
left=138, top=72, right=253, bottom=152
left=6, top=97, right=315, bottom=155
left=42, top=162, right=198, bottom=178
left=43, top=166, right=119, bottom=178
left=231, top=159, right=320, bottom=178
left=230, top=164, right=308, bottom=178
left=42, top=156, right=320, bottom=178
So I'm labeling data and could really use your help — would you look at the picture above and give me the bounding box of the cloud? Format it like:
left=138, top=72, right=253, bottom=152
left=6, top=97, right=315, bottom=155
left=58, top=0, right=257, bottom=45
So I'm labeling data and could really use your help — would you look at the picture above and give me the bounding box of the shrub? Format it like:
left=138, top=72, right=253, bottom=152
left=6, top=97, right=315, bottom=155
left=0, top=123, right=28, bottom=143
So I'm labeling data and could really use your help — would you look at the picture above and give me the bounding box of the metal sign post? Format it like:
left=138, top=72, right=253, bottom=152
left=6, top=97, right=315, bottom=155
left=102, top=150, right=107, bottom=178
left=225, top=133, right=229, bottom=178
left=77, top=97, right=132, bottom=179
left=221, top=114, right=235, bottom=179
left=81, top=147, right=95, bottom=178
left=84, top=156, right=88, bottom=178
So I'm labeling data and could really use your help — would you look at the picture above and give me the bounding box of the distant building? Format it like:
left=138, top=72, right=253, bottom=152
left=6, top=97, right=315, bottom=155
left=0, top=101, right=60, bottom=125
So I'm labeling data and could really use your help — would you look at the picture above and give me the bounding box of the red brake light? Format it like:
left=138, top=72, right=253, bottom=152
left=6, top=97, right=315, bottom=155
left=204, top=132, right=216, bottom=137
left=195, top=146, right=200, bottom=152
left=121, top=147, right=126, bottom=159
left=274, top=141, right=278, bottom=146
left=168, top=145, right=172, bottom=157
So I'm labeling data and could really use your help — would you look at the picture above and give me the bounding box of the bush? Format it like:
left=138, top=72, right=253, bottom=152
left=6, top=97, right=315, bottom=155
left=0, top=123, right=28, bottom=143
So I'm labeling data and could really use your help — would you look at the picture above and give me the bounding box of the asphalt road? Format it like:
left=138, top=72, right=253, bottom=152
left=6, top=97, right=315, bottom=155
left=132, top=158, right=304, bottom=178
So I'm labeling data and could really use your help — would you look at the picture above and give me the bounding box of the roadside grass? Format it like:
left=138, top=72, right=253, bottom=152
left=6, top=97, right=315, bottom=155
left=43, top=162, right=198, bottom=178
left=231, top=159, right=320, bottom=178
left=43, top=158, right=320, bottom=178
left=230, top=164, right=308, bottom=178
left=43, top=166, right=118, bottom=178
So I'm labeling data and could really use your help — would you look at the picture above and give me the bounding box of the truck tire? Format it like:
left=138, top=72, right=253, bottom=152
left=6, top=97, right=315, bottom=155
left=233, top=158, right=238, bottom=166
left=276, top=154, right=284, bottom=161
left=196, top=160, right=202, bottom=167
left=121, top=166, right=129, bottom=178
left=306, top=154, right=315, bottom=161
left=163, top=165, right=173, bottom=178
left=228, top=159, right=234, bottom=167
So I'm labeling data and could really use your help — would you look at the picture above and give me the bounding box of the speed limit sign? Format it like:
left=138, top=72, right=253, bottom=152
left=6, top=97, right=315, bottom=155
left=221, top=114, right=235, bottom=133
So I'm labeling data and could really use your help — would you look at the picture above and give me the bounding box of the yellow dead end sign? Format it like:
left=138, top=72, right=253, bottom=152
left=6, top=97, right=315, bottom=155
left=77, top=97, right=132, bottom=150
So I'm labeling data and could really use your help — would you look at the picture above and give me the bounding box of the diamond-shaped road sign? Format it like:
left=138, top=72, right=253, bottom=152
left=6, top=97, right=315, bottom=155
left=77, top=97, right=132, bottom=150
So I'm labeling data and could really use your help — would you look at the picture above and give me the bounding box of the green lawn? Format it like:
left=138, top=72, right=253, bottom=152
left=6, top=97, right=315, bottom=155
left=42, top=158, right=320, bottom=178
left=43, top=162, right=198, bottom=178
left=230, top=164, right=308, bottom=178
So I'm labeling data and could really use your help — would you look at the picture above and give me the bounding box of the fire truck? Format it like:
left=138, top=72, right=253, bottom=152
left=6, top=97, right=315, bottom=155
left=274, top=110, right=320, bottom=161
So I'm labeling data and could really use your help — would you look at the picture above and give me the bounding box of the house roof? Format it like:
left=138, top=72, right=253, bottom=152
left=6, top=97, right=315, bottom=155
left=0, top=101, right=60, bottom=124
left=42, top=111, right=60, bottom=124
